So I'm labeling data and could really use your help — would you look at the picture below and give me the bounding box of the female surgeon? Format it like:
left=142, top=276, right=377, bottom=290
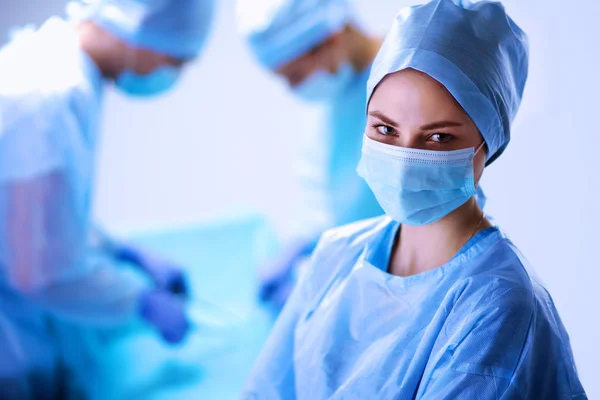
left=242, top=0, right=588, bottom=398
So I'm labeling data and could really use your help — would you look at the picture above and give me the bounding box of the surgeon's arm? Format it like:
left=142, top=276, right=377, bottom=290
left=1, top=171, right=149, bottom=326
left=243, top=231, right=337, bottom=399
left=242, top=278, right=307, bottom=399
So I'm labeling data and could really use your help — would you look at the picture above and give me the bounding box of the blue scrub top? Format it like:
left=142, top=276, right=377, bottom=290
left=243, top=216, right=587, bottom=399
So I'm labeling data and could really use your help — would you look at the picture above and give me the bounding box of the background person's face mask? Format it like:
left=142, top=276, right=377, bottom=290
left=292, top=62, right=355, bottom=102
left=357, top=135, right=485, bottom=226
left=115, top=49, right=181, bottom=97
left=116, top=65, right=181, bottom=97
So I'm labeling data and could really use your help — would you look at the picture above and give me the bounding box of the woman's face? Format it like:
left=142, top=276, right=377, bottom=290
left=366, top=69, right=486, bottom=182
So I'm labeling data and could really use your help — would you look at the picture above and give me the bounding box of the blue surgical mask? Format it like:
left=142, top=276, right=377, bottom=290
left=357, top=135, right=485, bottom=226
left=293, top=62, right=355, bottom=102
left=116, top=66, right=181, bottom=97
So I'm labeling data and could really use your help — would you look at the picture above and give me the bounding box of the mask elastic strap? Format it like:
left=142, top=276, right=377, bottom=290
left=473, top=141, right=486, bottom=189
left=474, top=141, right=486, bottom=156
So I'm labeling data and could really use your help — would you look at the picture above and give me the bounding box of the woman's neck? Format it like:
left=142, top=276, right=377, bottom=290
left=388, top=198, right=492, bottom=277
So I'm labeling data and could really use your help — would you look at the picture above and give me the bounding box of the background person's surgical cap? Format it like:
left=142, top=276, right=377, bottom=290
left=368, top=0, right=529, bottom=164
left=70, top=0, right=215, bottom=59
left=237, top=0, right=354, bottom=69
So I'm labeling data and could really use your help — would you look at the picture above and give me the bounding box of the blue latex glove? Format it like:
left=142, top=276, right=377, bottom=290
left=138, top=290, right=190, bottom=344
left=116, top=245, right=190, bottom=297
left=258, top=237, right=317, bottom=306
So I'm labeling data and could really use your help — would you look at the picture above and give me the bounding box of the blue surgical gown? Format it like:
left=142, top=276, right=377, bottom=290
left=0, top=18, right=148, bottom=398
left=243, top=217, right=587, bottom=399
left=293, top=67, right=383, bottom=240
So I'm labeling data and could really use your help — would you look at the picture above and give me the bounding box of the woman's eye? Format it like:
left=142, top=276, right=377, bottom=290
left=377, top=125, right=395, bottom=135
left=430, top=133, right=453, bottom=143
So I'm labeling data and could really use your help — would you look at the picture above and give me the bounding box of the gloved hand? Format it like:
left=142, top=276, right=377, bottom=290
left=138, top=289, right=190, bottom=344
left=116, top=245, right=190, bottom=297
left=258, top=238, right=316, bottom=306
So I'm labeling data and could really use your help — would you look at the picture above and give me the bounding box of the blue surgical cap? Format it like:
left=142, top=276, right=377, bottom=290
left=74, top=0, right=215, bottom=59
left=367, top=0, right=529, bottom=164
left=237, top=0, right=353, bottom=69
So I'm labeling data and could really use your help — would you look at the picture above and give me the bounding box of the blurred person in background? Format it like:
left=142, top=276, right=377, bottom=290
left=237, top=0, right=385, bottom=309
left=0, top=0, right=214, bottom=398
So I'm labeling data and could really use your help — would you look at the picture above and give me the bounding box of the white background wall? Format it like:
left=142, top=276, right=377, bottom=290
left=1, top=0, right=598, bottom=397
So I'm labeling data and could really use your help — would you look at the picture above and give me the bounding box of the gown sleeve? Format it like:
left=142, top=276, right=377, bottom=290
left=418, top=282, right=586, bottom=399
left=242, top=229, right=346, bottom=399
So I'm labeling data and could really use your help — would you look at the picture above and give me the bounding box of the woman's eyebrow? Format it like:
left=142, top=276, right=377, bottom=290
left=420, top=121, right=464, bottom=130
left=368, top=110, right=399, bottom=127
